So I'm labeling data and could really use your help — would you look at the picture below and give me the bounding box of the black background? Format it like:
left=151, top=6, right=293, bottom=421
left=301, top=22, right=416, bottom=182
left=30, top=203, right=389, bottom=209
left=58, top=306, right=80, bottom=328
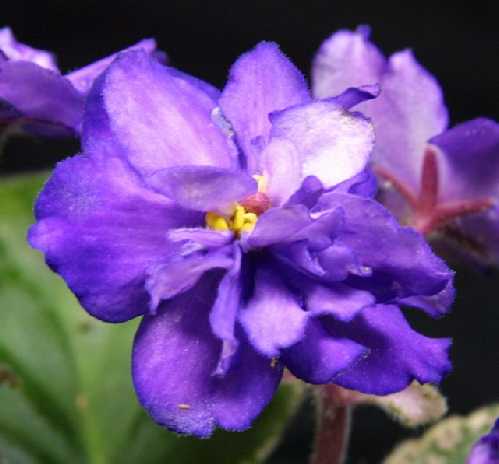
left=2, top=1, right=499, bottom=462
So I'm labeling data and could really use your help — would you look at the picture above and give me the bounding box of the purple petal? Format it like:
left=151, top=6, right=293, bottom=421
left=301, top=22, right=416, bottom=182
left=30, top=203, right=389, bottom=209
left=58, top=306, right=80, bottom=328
left=330, top=168, right=378, bottom=198
left=83, top=50, right=237, bottom=180
left=286, top=176, right=324, bottom=209
left=132, top=275, right=282, bottom=438
left=29, top=153, right=202, bottom=322
left=259, top=137, right=303, bottom=206
left=282, top=317, right=366, bottom=384
left=314, top=192, right=454, bottom=307
left=168, top=227, right=233, bottom=249
left=269, top=99, right=374, bottom=188
left=312, top=28, right=449, bottom=192
left=307, top=283, right=375, bottom=321
left=245, top=205, right=311, bottom=249
left=431, top=118, right=499, bottom=202
left=467, top=419, right=499, bottom=464
left=0, top=27, right=58, bottom=70
left=330, top=305, right=452, bottom=395
left=368, top=50, right=449, bottom=191
left=0, top=60, right=84, bottom=132
left=145, top=246, right=234, bottom=312
left=398, top=279, right=455, bottom=318
left=65, top=38, right=161, bottom=95
left=210, top=245, right=242, bottom=375
left=326, top=84, right=380, bottom=109
left=239, top=268, right=308, bottom=357
left=219, top=41, right=310, bottom=173
left=147, top=165, right=257, bottom=212
left=312, top=26, right=385, bottom=100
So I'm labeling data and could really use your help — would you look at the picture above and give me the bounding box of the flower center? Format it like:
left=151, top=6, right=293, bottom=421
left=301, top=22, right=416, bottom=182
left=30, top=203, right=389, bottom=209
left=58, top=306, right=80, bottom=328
left=205, top=175, right=271, bottom=236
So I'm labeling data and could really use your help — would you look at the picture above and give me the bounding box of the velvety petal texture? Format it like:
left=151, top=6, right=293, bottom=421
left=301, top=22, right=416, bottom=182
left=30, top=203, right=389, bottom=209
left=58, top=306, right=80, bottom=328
left=85, top=51, right=237, bottom=178
left=132, top=276, right=282, bottom=438
left=219, top=41, right=310, bottom=173
left=30, top=40, right=454, bottom=438
left=330, top=305, right=452, bottom=394
left=65, top=38, right=160, bottom=95
left=29, top=153, right=202, bottom=322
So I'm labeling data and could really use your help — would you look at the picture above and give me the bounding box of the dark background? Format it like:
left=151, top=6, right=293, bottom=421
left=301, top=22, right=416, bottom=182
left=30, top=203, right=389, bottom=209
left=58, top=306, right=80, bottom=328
left=2, top=1, right=499, bottom=462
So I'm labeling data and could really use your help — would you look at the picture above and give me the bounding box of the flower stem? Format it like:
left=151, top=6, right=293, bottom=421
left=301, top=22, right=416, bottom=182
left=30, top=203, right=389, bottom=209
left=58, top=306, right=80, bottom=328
left=310, top=385, right=352, bottom=464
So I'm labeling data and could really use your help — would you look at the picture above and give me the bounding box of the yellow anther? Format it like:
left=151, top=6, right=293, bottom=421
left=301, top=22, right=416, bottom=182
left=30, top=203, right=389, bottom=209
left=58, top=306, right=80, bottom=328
left=206, top=204, right=259, bottom=236
left=205, top=212, right=229, bottom=231
left=232, top=204, right=246, bottom=230
left=243, top=212, right=257, bottom=223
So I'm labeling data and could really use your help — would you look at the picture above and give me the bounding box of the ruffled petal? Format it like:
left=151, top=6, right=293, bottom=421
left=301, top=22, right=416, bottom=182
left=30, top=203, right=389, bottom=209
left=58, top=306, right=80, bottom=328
left=307, top=283, right=375, bottom=321
left=245, top=205, right=311, bottom=249
left=312, top=26, right=385, bottom=100
left=83, top=50, right=237, bottom=180
left=0, top=27, right=58, bottom=70
left=398, top=279, right=455, bottom=319
left=132, top=275, right=282, bottom=438
left=431, top=118, right=499, bottom=202
left=147, top=165, right=257, bottom=212
left=65, top=38, right=161, bottom=95
left=145, top=246, right=234, bottom=312
left=330, top=305, right=452, bottom=394
left=326, top=84, right=380, bottom=110
left=314, top=192, right=454, bottom=307
left=268, top=99, right=374, bottom=189
left=282, top=317, right=366, bottom=384
left=239, top=268, right=308, bottom=357
left=219, top=41, right=310, bottom=173
left=29, top=153, right=201, bottom=322
left=210, top=245, right=242, bottom=375
left=0, top=60, right=84, bottom=133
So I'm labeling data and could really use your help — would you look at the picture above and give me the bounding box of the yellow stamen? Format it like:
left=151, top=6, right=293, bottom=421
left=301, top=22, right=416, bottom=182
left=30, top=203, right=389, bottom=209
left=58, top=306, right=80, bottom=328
left=206, top=204, right=259, bottom=236
left=205, top=211, right=229, bottom=231
left=205, top=175, right=268, bottom=236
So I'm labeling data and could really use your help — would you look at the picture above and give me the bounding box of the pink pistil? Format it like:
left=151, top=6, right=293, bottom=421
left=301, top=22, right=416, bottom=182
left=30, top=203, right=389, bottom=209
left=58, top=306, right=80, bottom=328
left=375, top=145, right=493, bottom=234
left=240, top=192, right=271, bottom=215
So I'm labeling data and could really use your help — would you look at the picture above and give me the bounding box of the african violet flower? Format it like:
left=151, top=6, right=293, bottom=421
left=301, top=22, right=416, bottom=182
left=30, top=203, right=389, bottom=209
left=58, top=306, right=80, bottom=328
left=467, top=418, right=499, bottom=464
left=29, top=42, right=453, bottom=437
left=0, top=26, right=161, bottom=136
left=313, top=27, right=499, bottom=264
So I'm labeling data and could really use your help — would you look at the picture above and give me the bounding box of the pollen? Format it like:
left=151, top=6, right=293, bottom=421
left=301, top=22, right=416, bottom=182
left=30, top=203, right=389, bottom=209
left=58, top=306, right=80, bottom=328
left=205, top=203, right=258, bottom=236
left=205, top=175, right=270, bottom=236
left=177, top=403, right=191, bottom=410
left=205, top=211, right=229, bottom=231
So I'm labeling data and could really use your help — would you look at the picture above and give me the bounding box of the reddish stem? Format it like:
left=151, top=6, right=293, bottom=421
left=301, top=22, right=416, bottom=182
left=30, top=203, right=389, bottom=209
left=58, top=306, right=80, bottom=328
left=309, top=385, right=352, bottom=464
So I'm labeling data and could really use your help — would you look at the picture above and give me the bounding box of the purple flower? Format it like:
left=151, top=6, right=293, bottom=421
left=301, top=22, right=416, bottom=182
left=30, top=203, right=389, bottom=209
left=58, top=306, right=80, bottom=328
left=0, top=26, right=161, bottom=136
left=29, top=43, right=453, bottom=437
left=313, top=26, right=499, bottom=264
left=468, top=419, right=499, bottom=464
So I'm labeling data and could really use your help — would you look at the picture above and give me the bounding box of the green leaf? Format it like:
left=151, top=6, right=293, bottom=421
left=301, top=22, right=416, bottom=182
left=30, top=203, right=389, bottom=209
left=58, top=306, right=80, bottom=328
left=384, top=403, right=499, bottom=464
left=0, top=171, right=304, bottom=463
